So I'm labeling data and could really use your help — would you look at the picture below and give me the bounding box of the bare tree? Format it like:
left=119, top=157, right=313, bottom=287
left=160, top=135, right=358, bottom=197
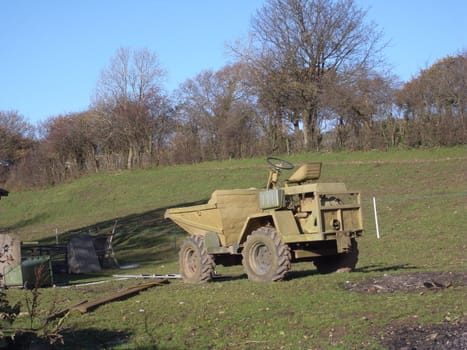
left=397, top=52, right=467, bottom=147
left=173, top=64, right=259, bottom=162
left=322, top=68, right=396, bottom=150
left=234, top=0, right=385, bottom=150
left=40, top=112, right=112, bottom=175
left=0, top=111, right=34, bottom=162
left=240, top=61, right=298, bottom=154
left=94, top=47, right=169, bottom=169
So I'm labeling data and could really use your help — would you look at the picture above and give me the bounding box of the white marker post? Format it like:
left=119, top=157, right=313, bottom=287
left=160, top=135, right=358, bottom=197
left=373, top=196, right=380, bottom=239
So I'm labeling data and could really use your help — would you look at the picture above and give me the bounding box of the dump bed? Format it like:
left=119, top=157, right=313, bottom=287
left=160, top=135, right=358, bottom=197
left=165, top=189, right=260, bottom=246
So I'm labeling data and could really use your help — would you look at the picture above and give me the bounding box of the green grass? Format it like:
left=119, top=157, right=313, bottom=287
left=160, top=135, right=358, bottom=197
left=1, top=146, right=466, bottom=349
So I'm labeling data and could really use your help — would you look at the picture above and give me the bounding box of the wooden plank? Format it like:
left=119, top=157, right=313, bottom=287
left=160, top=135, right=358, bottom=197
left=43, top=300, right=89, bottom=323
left=72, top=280, right=169, bottom=313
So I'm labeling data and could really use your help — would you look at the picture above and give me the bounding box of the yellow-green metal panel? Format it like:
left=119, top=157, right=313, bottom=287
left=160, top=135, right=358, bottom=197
left=215, top=189, right=260, bottom=246
left=272, top=211, right=300, bottom=236
left=284, top=183, right=347, bottom=195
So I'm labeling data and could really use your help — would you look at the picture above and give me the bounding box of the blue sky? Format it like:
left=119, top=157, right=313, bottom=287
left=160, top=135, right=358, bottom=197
left=1, top=0, right=466, bottom=124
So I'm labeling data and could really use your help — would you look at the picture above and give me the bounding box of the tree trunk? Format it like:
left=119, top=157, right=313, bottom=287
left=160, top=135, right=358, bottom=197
left=127, top=144, right=133, bottom=169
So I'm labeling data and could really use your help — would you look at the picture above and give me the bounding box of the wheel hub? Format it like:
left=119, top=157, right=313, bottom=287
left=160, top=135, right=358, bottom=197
left=184, top=249, right=199, bottom=276
left=252, top=243, right=272, bottom=274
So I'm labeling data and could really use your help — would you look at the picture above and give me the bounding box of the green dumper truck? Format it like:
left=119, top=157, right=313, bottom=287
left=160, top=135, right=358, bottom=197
left=165, top=158, right=364, bottom=283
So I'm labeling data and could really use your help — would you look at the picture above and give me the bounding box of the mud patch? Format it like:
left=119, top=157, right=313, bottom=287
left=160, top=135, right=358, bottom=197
left=379, top=321, right=467, bottom=350
left=344, top=271, right=467, bottom=349
left=344, top=271, right=467, bottom=294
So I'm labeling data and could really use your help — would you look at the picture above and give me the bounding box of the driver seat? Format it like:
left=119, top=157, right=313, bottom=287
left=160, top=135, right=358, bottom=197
left=286, top=163, right=322, bottom=185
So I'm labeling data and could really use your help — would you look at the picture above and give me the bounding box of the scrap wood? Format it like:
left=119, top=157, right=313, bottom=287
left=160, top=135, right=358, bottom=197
left=42, top=300, right=89, bottom=324
left=72, top=279, right=169, bottom=313
left=46, top=280, right=169, bottom=320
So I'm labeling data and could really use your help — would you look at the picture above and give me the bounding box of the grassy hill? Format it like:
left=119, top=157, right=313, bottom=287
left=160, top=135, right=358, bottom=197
left=1, top=147, right=466, bottom=349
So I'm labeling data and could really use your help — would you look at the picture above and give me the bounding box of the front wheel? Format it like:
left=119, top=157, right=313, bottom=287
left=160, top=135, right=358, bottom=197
left=242, top=226, right=291, bottom=282
left=179, top=236, right=215, bottom=283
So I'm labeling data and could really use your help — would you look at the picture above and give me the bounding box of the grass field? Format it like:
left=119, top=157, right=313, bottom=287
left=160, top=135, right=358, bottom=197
left=0, top=147, right=466, bottom=349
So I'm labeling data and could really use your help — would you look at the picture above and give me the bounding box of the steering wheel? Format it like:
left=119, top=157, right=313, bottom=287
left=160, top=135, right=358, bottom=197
left=266, top=157, right=295, bottom=171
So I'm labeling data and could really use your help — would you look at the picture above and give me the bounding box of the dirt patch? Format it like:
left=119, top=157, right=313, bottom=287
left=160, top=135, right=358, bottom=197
left=344, top=271, right=467, bottom=350
left=344, top=271, right=467, bottom=294
left=379, top=321, right=467, bottom=350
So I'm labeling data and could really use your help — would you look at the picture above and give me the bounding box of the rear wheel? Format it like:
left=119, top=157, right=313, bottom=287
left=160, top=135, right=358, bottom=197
left=314, top=238, right=359, bottom=274
left=179, top=235, right=215, bottom=283
left=242, top=226, right=291, bottom=282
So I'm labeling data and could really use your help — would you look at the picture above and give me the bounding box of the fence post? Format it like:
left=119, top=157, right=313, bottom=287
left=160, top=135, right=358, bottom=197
left=373, top=196, right=380, bottom=239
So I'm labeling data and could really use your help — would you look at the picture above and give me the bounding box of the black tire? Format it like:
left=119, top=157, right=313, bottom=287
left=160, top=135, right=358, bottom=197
left=242, top=226, right=291, bottom=282
left=179, top=235, right=215, bottom=283
left=314, top=239, right=359, bottom=274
